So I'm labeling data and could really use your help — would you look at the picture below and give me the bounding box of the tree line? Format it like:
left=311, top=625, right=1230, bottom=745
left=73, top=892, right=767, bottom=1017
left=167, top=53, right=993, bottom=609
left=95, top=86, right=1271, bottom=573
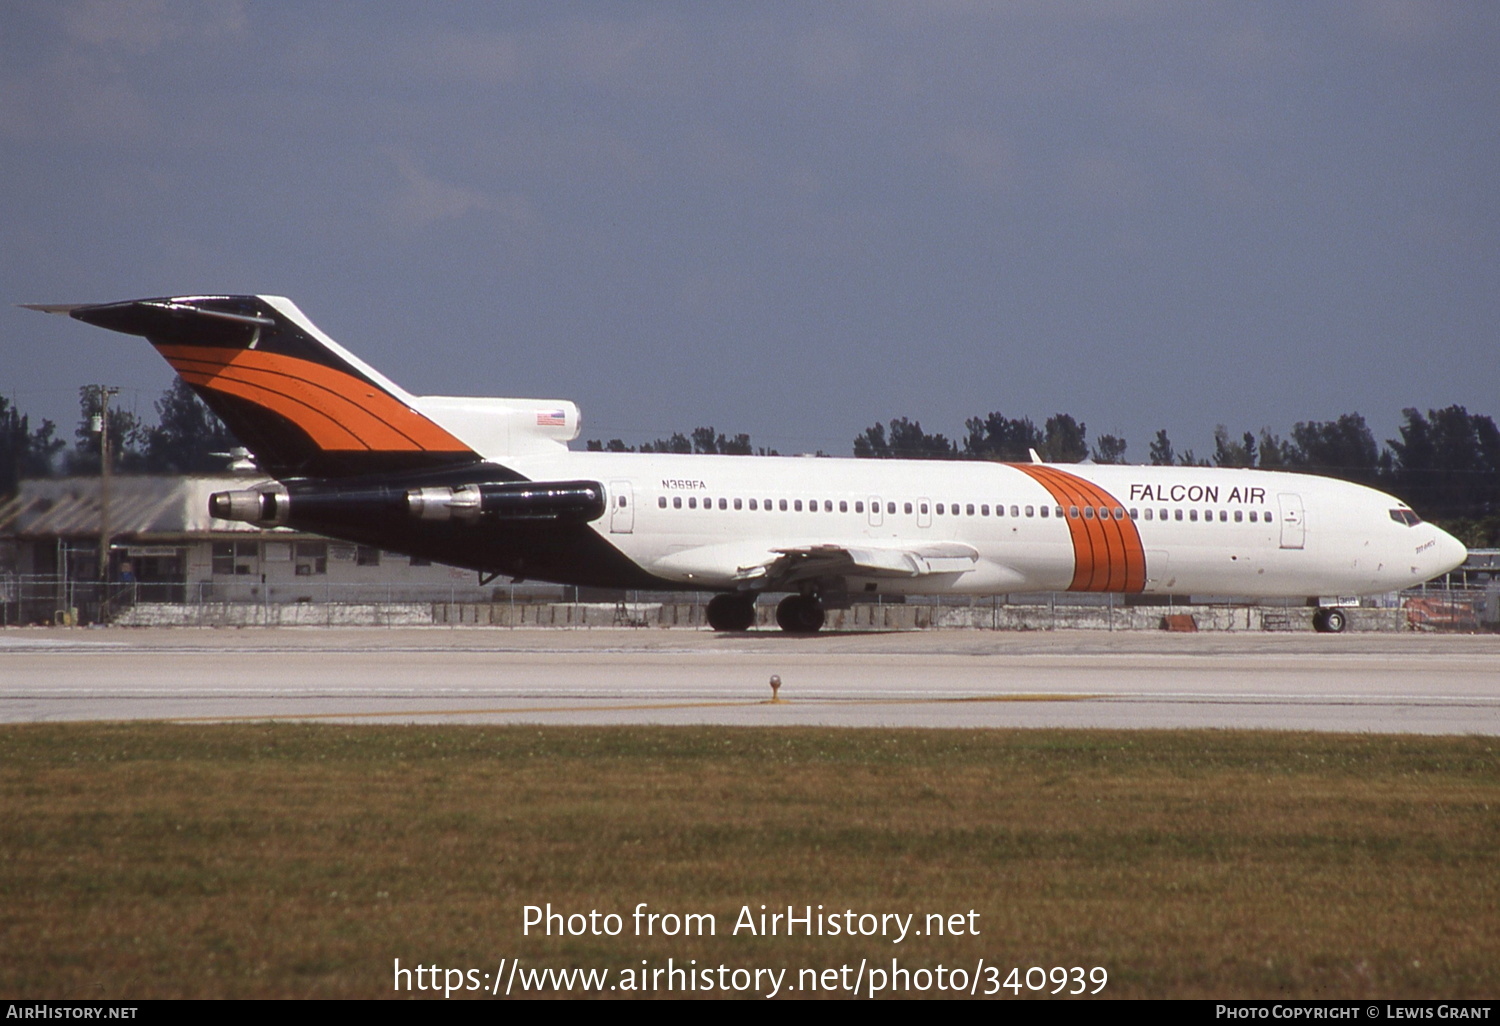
left=1, top=380, right=236, bottom=496
left=3, top=385, right=1495, bottom=546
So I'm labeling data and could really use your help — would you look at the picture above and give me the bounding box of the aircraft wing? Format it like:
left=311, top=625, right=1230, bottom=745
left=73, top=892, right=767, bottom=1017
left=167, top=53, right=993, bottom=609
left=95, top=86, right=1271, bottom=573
left=734, top=541, right=981, bottom=588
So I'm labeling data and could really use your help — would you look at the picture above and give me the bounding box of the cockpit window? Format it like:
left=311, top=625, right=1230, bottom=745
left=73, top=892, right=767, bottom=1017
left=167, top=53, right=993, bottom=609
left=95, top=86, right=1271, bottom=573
left=1389, top=509, right=1422, bottom=527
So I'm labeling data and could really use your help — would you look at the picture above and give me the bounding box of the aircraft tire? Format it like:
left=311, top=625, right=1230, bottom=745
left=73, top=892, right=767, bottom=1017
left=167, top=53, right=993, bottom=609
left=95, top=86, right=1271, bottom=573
left=1311, top=607, right=1348, bottom=633
left=706, top=593, right=756, bottom=632
left=776, top=594, right=825, bottom=634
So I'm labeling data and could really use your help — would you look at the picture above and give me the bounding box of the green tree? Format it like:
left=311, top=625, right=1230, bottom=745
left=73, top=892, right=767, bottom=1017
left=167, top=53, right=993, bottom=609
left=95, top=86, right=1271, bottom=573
left=1148, top=430, right=1175, bottom=467
left=142, top=378, right=239, bottom=474
left=1212, top=426, right=1257, bottom=468
left=1039, top=414, right=1087, bottom=463
left=1285, top=413, right=1381, bottom=486
left=66, top=386, right=147, bottom=474
left=854, top=418, right=957, bottom=459
left=1091, top=433, right=1128, bottom=465
left=962, top=413, right=1043, bottom=461
left=1389, top=406, right=1500, bottom=520
left=0, top=397, right=65, bottom=497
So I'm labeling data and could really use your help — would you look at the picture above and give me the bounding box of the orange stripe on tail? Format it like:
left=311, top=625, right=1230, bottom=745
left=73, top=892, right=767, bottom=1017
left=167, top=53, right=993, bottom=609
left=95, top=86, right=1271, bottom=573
left=157, top=344, right=469, bottom=453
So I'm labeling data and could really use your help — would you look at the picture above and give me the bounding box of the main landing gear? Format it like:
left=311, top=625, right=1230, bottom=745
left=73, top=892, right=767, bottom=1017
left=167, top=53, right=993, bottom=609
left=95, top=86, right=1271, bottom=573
left=706, top=593, right=757, bottom=632
left=775, top=594, right=825, bottom=634
left=1311, top=607, right=1348, bottom=633
left=705, top=593, right=827, bottom=633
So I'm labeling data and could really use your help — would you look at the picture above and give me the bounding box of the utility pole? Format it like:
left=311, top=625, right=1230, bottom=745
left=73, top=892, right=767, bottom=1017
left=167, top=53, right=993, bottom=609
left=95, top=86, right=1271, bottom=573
left=95, top=385, right=119, bottom=620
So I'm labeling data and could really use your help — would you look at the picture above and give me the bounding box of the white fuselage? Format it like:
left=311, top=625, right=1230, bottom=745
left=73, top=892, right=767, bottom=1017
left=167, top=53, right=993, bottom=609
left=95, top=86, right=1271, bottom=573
left=502, top=451, right=1467, bottom=599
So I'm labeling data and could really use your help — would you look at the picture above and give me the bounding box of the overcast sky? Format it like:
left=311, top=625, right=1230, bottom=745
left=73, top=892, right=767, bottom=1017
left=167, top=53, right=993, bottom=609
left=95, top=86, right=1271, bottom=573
left=3, top=1, right=1496, bottom=461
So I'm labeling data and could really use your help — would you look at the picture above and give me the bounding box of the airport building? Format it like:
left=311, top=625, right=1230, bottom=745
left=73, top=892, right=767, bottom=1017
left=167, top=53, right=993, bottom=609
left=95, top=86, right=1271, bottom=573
left=0, top=475, right=559, bottom=624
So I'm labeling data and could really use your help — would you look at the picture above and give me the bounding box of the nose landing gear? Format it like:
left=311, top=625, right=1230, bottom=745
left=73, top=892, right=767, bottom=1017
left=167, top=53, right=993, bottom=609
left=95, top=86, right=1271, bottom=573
left=1311, top=607, right=1347, bottom=633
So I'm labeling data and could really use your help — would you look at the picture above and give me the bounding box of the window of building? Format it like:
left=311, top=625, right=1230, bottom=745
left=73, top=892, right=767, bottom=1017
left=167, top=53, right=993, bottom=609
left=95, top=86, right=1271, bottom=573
left=294, top=541, right=327, bottom=575
left=211, top=540, right=258, bottom=575
left=356, top=545, right=381, bottom=567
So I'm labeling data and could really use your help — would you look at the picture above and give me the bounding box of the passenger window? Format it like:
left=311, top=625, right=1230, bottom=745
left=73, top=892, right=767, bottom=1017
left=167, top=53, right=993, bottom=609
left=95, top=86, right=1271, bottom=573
left=1143, top=509, right=1151, bottom=521
left=1234, top=510, right=1242, bottom=522
left=889, top=502, right=897, bottom=515
left=794, top=500, right=803, bottom=512
left=839, top=500, right=847, bottom=513
left=825, top=500, right=833, bottom=512
left=1189, top=509, right=1197, bottom=522
left=919, top=503, right=928, bottom=515
left=1114, top=507, right=1125, bottom=520
left=689, top=497, right=698, bottom=509
left=1174, top=509, right=1183, bottom=521
left=673, top=496, right=682, bottom=509
left=1025, top=505, right=1035, bottom=517
left=935, top=503, right=944, bottom=515
left=779, top=499, right=788, bottom=511
left=1010, top=506, right=1020, bottom=518
left=748, top=499, right=757, bottom=511
left=1219, top=510, right=1227, bottom=522
left=658, top=496, right=667, bottom=509
left=1159, top=508, right=1167, bottom=521
left=855, top=501, right=864, bottom=513
left=981, top=504, right=990, bottom=516
left=1040, top=506, right=1049, bottom=518
left=1083, top=506, right=1095, bottom=520
left=1069, top=506, right=1079, bottom=519
left=966, top=504, right=975, bottom=516
left=996, top=504, right=1005, bottom=517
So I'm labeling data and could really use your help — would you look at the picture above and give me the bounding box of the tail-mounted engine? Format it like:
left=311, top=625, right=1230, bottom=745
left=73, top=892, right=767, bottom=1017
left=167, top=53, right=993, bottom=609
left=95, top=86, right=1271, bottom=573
left=209, top=479, right=605, bottom=528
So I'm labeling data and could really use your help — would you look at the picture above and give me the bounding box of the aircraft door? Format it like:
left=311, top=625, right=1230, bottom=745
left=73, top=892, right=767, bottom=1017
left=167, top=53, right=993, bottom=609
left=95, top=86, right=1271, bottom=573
left=868, top=496, right=883, bottom=528
left=609, top=480, right=635, bottom=534
left=1277, top=493, right=1304, bottom=550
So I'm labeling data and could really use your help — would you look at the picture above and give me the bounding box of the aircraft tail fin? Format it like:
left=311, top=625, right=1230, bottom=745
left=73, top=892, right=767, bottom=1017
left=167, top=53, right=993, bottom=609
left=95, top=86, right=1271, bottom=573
left=47, top=295, right=482, bottom=480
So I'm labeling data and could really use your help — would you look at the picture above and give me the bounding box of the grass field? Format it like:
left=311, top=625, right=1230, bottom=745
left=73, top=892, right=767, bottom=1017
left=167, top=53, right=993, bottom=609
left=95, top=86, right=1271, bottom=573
left=1, top=723, right=1496, bottom=999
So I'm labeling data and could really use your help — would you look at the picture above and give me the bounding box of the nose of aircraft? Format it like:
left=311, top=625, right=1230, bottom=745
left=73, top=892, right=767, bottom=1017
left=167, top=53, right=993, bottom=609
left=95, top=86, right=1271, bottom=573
left=1432, top=526, right=1468, bottom=578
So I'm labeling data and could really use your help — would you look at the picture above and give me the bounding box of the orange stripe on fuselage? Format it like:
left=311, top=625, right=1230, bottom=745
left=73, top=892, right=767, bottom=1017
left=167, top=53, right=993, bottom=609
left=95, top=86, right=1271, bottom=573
left=1011, top=465, right=1146, bottom=593
left=156, top=344, right=469, bottom=453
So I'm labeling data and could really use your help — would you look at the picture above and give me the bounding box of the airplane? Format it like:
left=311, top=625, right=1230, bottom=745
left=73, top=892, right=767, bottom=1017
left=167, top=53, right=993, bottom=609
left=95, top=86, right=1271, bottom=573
left=27, top=294, right=1468, bottom=633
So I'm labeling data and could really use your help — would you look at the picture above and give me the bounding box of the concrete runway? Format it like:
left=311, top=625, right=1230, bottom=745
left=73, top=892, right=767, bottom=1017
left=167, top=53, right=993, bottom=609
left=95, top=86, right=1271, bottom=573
left=3, top=626, right=1499, bottom=733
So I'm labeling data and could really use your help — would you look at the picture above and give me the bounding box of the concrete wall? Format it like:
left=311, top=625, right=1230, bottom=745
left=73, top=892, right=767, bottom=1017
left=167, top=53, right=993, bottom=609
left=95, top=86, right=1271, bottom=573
left=114, top=600, right=1411, bottom=632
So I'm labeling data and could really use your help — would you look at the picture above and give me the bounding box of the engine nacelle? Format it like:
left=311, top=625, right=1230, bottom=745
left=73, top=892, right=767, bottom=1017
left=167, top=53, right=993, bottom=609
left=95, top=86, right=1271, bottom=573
left=209, top=485, right=290, bottom=526
left=407, top=480, right=605, bottom=523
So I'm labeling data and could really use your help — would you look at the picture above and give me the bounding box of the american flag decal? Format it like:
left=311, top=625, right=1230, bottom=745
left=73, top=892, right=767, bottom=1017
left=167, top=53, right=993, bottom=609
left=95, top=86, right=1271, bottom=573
left=537, top=409, right=567, bottom=427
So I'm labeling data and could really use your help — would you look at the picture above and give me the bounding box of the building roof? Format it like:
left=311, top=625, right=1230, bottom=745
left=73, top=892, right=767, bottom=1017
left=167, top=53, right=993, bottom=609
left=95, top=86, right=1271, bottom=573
left=0, top=476, right=281, bottom=540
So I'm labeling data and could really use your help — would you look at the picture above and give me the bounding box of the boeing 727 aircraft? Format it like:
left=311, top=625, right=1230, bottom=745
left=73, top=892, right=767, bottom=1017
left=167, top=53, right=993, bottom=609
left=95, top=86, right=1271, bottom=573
left=29, top=295, right=1468, bottom=632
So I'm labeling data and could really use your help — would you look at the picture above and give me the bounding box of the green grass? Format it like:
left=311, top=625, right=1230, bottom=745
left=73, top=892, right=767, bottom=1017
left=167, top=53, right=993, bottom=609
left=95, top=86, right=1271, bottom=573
left=1, top=724, right=1497, bottom=998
